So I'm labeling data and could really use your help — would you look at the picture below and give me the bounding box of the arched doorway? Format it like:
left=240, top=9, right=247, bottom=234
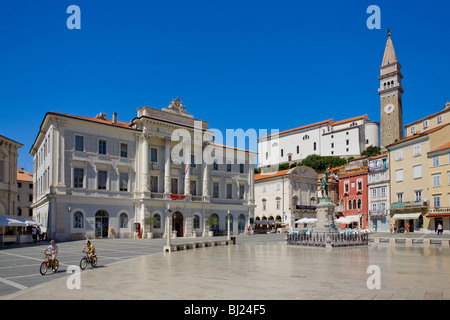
left=172, top=211, right=183, bottom=237
left=95, top=210, right=109, bottom=238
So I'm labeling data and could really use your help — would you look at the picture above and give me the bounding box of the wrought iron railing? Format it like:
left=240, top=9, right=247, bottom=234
left=287, top=232, right=369, bottom=247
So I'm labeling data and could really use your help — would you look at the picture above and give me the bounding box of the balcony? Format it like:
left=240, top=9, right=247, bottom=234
left=391, top=200, right=428, bottom=210
left=369, top=210, right=387, bottom=217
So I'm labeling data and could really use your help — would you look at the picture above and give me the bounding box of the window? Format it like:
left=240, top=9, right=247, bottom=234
left=171, top=178, right=178, bottom=194
left=213, top=182, right=219, bottom=198
left=74, top=168, right=84, bottom=188
left=381, top=187, right=386, bottom=197
left=190, top=154, right=196, bottom=168
left=313, top=142, right=316, bottom=151
left=150, top=176, right=158, bottom=193
left=395, top=169, right=403, bottom=182
left=357, top=179, right=363, bottom=192
left=240, top=163, right=244, bottom=173
left=227, top=183, right=232, bottom=199
left=190, top=180, right=197, bottom=196
left=396, top=150, right=403, bottom=160
left=73, top=211, right=84, bottom=228
left=75, top=135, right=84, bottom=151
left=413, top=165, right=422, bottom=179
left=151, top=148, right=158, bottom=162
left=371, top=188, right=377, bottom=198
left=281, top=149, right=284, bottom=157
left=297, top=146, right=299, bottom=154
left=227, top=162, right=232, bottom=172
left=423, top=120, right=429, bottom=129
left=432, top=155, right=440, bottom=167
left=415, top=190, right=422, bottom=202
left=344, top=181, right=349, bottom=193
left=98, top=170, right=107, bottom=190
left=119, top=213, right=128, bottom=228
left=434, top=195, right=441, bottom=208
left=262, top=199, right=267, bottom=211
left=397, top=192, right=403, bottom=203
left=119, top=172, right=128, bottom=191
left=413, top=145, right=421, bottom=157
left=98, top=139, right=107, bottom=155
left=120, top=143, right=128, bottom=158
left=239, top=184, right=245, bottom=199
left=213, top=161, right=218, bottom=170
left=437, top=115, right=443, bottom=124
left=357, top=199, right=362, bottom=210
left=348, top=200, right=352, bottom=210
left=193, top=215, right=200, bottom=229
left=410, top=125, right=416, bottom=134
left=432, top=174, right=441, bottom=187
left=276, top=197, right=281, bottom=210
left=331, top=143, right=334, bottom=149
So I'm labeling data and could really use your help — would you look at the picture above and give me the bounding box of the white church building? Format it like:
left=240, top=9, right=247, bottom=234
left=30, top=98, right=256, bottom=240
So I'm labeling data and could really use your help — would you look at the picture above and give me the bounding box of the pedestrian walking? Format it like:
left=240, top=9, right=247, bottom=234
left=437, top=223, right=443, bottom=235
left=32, top=227, right=37, bottom=243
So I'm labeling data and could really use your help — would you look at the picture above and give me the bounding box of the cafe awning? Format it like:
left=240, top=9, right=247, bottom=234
left=391, top=212, right=421, bottom=220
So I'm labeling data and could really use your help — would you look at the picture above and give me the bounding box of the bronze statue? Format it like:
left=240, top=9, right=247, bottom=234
left=320, top=164, right=331, bottom=199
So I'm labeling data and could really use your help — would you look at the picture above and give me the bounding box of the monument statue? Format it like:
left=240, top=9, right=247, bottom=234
left=320, top=164, right=331, bottom=199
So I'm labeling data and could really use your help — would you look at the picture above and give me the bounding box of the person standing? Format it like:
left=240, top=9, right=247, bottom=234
left=437, top=223, right=443, bottom=235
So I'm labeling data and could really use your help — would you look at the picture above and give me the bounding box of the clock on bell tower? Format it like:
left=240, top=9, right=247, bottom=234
left=379, top=29, right=404, bottom=149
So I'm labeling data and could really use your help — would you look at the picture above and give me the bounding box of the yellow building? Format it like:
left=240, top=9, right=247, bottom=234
left=386, top=123, right=450, bottom=232
left=404, top=102, right=450, bottom=137
left=426, top=141, right=450, bottom=233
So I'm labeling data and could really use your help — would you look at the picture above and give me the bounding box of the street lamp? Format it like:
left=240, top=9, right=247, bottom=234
left=166, top=203, right=172, bottom=249
left=227, top=210, right=231, bottom=241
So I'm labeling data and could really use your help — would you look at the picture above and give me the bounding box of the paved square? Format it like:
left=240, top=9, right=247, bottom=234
left=1, top=234, right=450, bottom=300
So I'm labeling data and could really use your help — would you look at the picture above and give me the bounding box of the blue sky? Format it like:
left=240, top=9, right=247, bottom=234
left=1, top=0, right=449, bottom=172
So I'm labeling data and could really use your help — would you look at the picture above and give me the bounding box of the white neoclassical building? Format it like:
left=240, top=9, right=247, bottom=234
left=30, top=98, right=256, bottom=240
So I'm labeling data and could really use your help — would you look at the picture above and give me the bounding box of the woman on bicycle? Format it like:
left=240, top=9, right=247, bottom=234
left=82, top=240, right=95, bottom=261
left=43, top=240, right=58, bottom=268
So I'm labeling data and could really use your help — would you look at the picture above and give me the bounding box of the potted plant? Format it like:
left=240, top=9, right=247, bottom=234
left=204, top=215, right=218, bottom=237
left=143, top=216, right=159, bottom=239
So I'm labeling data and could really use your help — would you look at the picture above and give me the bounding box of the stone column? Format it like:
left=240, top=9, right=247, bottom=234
left=141, top=133, right=150, bottom=192
left=164, top=137, right=171, bottom=195
left=184, top=164, right=190, bottom=195
left=202, top=152, right=210, bottom=199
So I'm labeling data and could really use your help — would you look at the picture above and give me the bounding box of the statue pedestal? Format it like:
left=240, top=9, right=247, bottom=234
left=313, top=198, right=338, bottom=235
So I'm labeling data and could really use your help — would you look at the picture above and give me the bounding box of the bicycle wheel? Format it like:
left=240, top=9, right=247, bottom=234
left=40, top=261, right=48, bottom=275
left=80, top=257, right=88, bottom=270
left=52, top=259, right=59, bottom=272
left=91, top=255, right=98, bottom=267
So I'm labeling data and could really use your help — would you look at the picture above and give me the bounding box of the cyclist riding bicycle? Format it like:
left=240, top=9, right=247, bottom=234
left=43, top=240, right=58, bottom=268
left=82, top=240, right=95, bottom=261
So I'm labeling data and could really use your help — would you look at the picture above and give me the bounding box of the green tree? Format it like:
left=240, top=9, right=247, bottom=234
left=361, top=145, right=381, bottom=157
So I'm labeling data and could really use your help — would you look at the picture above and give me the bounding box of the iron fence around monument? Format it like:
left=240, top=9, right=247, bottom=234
left=287, top=232, right=369, bottom=247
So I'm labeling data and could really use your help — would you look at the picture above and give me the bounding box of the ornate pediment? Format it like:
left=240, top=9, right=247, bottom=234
left=162, top=97, right=193, bottom=118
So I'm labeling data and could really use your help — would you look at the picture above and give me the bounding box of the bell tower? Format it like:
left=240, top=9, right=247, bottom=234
left=379, top=29, right=404, bottom=149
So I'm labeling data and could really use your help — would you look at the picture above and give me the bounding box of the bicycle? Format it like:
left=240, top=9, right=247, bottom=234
left=40, top=254, right=59, bottom=275
left=80, top=250, right=98, bottom=270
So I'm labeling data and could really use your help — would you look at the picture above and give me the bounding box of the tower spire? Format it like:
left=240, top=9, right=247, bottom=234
left=382, top=28, right=398, bottom=66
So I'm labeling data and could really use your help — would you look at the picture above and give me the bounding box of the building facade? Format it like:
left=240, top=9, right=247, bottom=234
left=17, top=168, right=34, bottom=218
left=257, top=115, right=379, bottom=169
left=0, top=135, right=23, bottom=217
left=254, top=166, right=318, bottom=230
left=30, top=98, right=256, bottom=240
left=367, top=154, right=390, bottom=231
left=387, top=123, right=450, bottom=232
left=336, top=159, right=369, bottom=229
left=425, top=141, right=450, bottom=233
